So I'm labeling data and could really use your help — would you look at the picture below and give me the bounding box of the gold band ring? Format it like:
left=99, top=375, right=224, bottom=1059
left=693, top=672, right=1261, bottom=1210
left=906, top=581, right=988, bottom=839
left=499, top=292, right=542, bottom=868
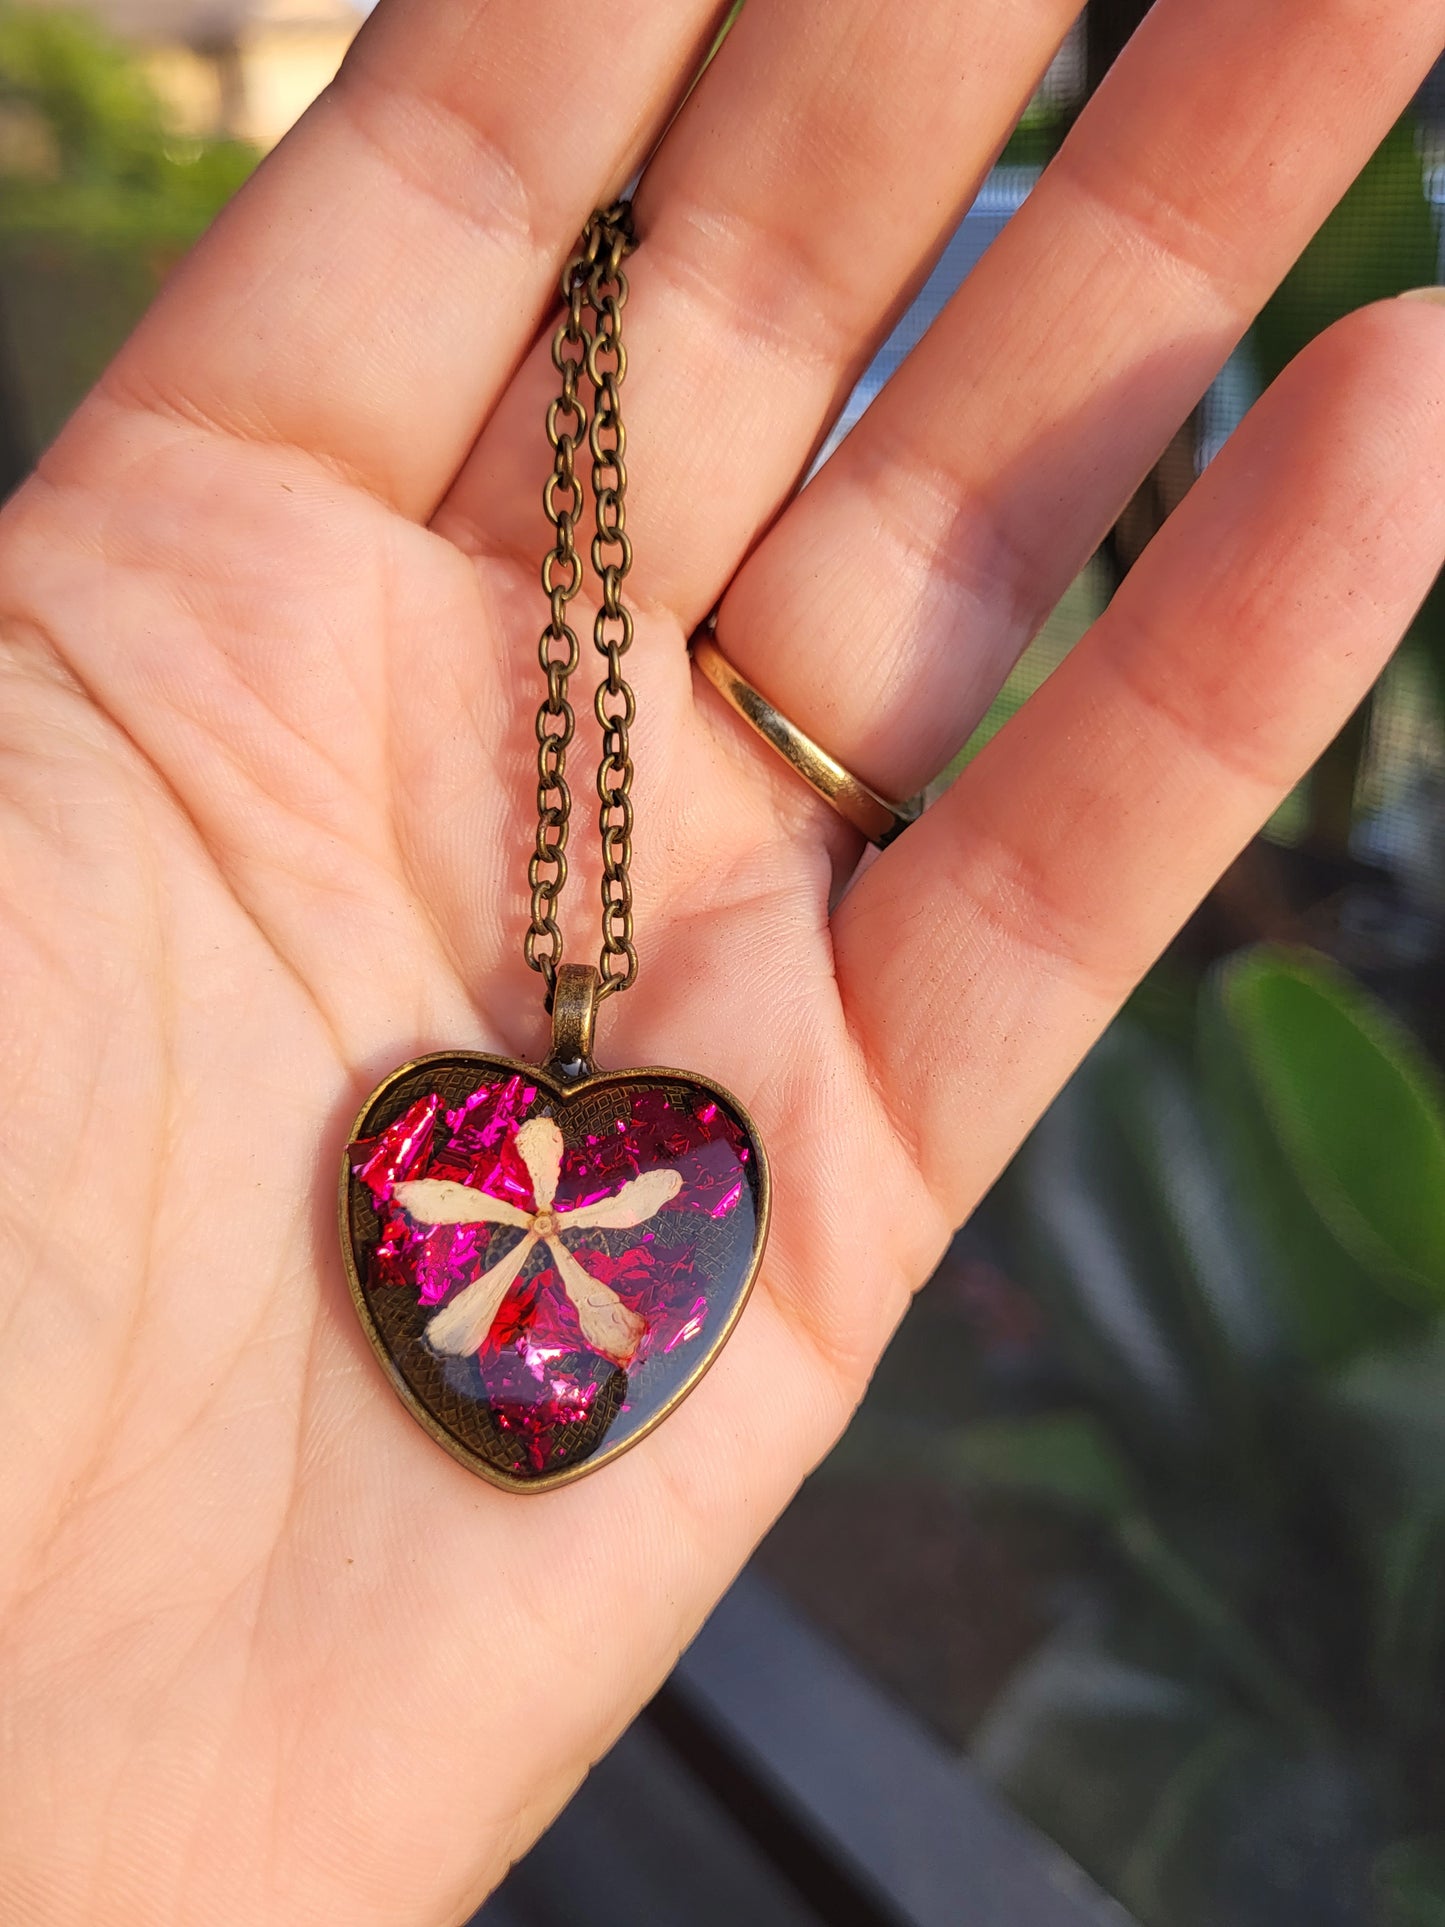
left=691, top=634, right=919, bottom=848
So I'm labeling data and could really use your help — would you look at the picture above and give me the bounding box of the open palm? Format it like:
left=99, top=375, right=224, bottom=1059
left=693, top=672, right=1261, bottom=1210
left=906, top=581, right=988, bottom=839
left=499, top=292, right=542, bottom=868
left=2, top=0, right=1444, bottom=1921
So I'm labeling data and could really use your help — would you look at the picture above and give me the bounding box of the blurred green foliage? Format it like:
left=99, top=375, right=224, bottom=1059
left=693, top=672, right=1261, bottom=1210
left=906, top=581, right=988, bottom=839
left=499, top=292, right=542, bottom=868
left=999, top=97, right=1070, bottom=170
left=0, top=3, right=256, bottom=451
left=1379, top=1839, right=1445, bottom=1925
left=845, top=950, right=1445, bottom=1925
left=0, top=4, right=255, bottom=240
left=1214, top=954, right=1445, bottom=1320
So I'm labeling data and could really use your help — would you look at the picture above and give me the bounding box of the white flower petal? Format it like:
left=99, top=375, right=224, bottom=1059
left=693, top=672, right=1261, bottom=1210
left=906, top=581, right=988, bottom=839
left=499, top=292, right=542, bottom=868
left=516, top=1115, right=564, bottom=1210
left=562, top=1166, right=684, bottom=1232
left=394, top=1178, right=533, bottom=1230
left=424, top=1232, right=537, bottom=1357
left=545, top=1236, right=645, bottom=1367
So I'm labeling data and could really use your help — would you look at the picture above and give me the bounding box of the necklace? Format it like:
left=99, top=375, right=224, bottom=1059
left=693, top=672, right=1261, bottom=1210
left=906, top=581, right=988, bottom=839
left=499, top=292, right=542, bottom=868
left=340, top=204, right=770, bottom=1493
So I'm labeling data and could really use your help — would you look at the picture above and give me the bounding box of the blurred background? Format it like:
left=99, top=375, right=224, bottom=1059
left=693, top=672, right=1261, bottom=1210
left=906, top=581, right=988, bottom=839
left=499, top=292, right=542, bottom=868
left=4, top=4, right=1445, bottom=1923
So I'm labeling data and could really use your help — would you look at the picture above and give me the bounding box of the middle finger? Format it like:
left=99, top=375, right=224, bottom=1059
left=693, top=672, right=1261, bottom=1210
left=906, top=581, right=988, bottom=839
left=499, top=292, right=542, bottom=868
left=435, top=0, right=1081, bottom=611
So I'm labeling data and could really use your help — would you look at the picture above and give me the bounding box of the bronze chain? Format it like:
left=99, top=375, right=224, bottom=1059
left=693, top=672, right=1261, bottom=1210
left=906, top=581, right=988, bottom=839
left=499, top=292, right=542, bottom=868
left=525, top=201, right=638, bottom=1007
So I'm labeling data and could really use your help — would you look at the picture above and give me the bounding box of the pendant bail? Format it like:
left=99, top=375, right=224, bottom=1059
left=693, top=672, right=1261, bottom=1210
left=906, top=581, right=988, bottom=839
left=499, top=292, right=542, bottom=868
left=548, top=964, right=601, bottom=1077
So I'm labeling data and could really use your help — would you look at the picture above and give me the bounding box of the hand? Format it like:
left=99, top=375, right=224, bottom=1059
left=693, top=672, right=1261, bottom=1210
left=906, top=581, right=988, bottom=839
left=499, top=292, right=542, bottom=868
left=2, top=0, right=1443, bottom=1919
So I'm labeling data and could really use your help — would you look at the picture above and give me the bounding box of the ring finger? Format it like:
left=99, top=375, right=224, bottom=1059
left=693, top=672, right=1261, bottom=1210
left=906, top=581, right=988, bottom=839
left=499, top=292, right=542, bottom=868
left=709, top=0, right=1445, bottom=803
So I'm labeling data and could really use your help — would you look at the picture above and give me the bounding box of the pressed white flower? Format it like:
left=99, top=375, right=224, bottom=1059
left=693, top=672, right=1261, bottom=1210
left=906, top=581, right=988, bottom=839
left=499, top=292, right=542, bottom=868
left=394, top=1115, right=681, bottom=1365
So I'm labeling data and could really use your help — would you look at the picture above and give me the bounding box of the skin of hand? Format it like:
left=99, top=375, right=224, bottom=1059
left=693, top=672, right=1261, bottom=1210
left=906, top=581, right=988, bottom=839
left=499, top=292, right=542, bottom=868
left=1, top=0, right=1444, bottom=1920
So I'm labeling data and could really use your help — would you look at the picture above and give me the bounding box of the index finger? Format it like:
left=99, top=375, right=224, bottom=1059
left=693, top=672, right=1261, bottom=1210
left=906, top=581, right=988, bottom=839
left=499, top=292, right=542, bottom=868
left=64, top=0, right=725, bottom=516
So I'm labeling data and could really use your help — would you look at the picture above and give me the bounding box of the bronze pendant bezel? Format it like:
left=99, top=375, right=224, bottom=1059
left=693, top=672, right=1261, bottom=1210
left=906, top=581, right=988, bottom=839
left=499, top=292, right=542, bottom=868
left=339, top=1048, right=770, bottom=1495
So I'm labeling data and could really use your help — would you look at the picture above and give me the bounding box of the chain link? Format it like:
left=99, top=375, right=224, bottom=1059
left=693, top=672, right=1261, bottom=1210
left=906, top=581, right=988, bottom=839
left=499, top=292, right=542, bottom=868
left=524, top=202, right=639, bottom=1005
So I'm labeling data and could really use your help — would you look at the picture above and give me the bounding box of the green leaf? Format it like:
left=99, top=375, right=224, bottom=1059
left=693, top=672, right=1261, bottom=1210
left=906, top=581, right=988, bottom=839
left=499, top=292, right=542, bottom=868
left=1003, top=1018, right=1277, bottom=1459
left=941, top=1412, right=1136, bottom=1519
left=1199, top=1011, right=1404, bottom=1364
left=1119, top=1729, right=1373, bottom=1927
left=976, top=1630, right=1362, bottom=1927
left=972, top=1624, right=1221, bottom=1900
left=1377, top=1839, right=1445, bottom=1926
left=1311, top=1337, right=1445, bottom=1740
left=1213, top=949, right=1445, bottom=1308
left=818, top=1408, right=1136, bottom=1522
left=1115, top=1722, right=1260, bottom=1921
left=1327, top=1325, right=1445, bottom=1503
left=1114, top=1514, right=1328, bottom=1745
left=906, top=1409, right=1326, bottom=1743
left=1369, top=1501, right=1445, bottom=1735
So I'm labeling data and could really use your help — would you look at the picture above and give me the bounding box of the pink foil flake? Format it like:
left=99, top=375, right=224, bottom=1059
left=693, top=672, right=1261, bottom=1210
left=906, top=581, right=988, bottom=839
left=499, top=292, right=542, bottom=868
left=664, top=1298, right=709, bottom=1354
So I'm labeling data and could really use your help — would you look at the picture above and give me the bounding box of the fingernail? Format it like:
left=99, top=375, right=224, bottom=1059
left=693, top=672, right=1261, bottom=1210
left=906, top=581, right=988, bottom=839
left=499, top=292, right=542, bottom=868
left=1398, top=287, right=1445, bottom=307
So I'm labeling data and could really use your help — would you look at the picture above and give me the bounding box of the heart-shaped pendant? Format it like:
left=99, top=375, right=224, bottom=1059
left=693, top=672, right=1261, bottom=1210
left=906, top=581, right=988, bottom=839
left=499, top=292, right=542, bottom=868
left=340, top=1048, right=769, bottom=1492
